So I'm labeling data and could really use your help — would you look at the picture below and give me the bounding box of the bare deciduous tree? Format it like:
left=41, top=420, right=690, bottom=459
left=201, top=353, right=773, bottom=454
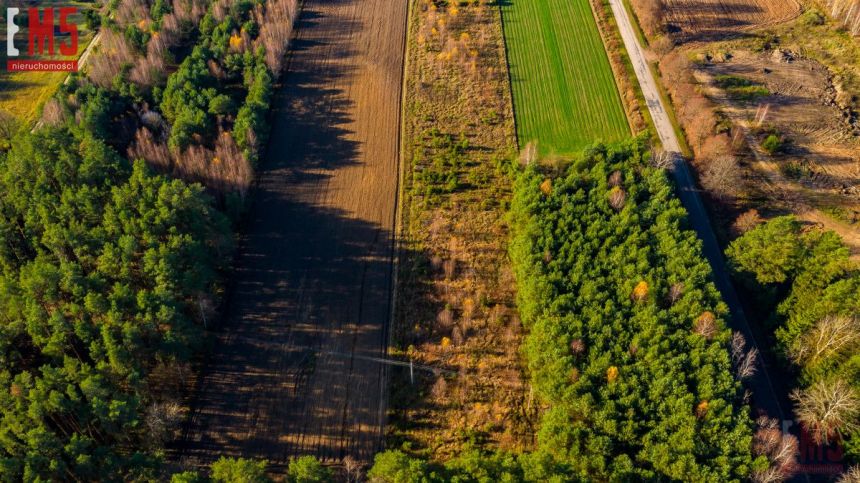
left=650, top=148, right=675, bottom=169
left=733, top=209, right=763, bottom=235
left=608, top=187, right=627, bottom=211
left=431, top=375, right=448, bottom=401
left=702, top=155, right=743, bottom=200
left=129, top=128, right=253, bottom=198
left=838, top=466, right=860, bottom=483
left=115, top=0, right=149, bottom=26
left=736, top=347, right=759, bottom=380
left=443, top=258, right=456, bottom=280
left=342, top=455, right=363, bottom=483
left=570, top=338, right=586, bottom=356
left=752, top=416, right=798, bottom=483
left=638, top=0, right=666, bottom=37
left=667, top=282, right=684, bottom=305
left=790, top=316, right=860, bottom=367
left=731, top=331, right=746, bottom=362
left=730, top=331, right=758, bottom=379
left=40, top=98, right=65, bottom=127
left=254, top=0, right=300, bottom=76
left=130, top=14, right=180, bottom=88
left=128, top=127, right=171, bottom=170
left=437, top=307, right=454, bottom=328
left=145, top=401, right=183, bottom=446
left=172, top=0, right=207, bottom=24
left=451, top=325, right=464, bottom=346
left=792, top=379, right=860, bottom=444
left=88, top=30, right=136, bottom=88
left=693, top=311, right=719, bottom=339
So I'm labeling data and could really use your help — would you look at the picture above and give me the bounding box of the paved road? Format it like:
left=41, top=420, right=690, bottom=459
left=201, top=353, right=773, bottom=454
left=177, top=0, right=407, bottom=468
left=607, top=0, right=787, bottom=422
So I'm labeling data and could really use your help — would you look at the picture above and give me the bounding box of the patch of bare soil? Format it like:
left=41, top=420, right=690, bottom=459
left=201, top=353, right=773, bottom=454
left=633, top=0, right=801, bottom=41
left=174, top=0, right=407, bottom=471
left=694, top=49, right=860, bottom=255
left=386, top=0, right=534, bottom=459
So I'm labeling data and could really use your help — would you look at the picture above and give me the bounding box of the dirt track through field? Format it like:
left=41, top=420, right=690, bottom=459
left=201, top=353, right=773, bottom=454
left=176, top=0, right=407, bottom=468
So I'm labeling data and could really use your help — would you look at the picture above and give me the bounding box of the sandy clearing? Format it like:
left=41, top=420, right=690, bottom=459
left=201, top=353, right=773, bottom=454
left=176, top=0, right=407, bottom=468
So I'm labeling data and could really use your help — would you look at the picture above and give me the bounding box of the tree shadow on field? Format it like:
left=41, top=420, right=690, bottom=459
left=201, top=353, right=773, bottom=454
left=170, top=0, right=402, bottom=471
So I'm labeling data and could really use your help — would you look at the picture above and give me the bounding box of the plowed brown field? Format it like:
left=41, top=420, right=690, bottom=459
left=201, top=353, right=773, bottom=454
left=661, top=0, right=801, bottom=39
left=175, top=0, right=407, bottom=469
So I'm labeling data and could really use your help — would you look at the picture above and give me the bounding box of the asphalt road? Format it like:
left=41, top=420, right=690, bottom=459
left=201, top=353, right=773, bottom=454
left=607, top=0, right=788, bottom=422
left=176, top=0, right=407, bottom=468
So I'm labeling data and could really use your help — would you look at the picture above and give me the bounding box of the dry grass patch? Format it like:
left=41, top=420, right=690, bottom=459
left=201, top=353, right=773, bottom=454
left=388, top=0, right=534, bottom=459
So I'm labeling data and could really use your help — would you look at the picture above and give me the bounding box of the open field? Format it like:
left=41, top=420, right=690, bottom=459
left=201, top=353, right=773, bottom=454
left=501, top=0, right=629, bottom=155
left=387, top=0, right=533, bottom=458
left=176, top=0, right=407, bottom=469
left=634, top=0, right=801, bottom=40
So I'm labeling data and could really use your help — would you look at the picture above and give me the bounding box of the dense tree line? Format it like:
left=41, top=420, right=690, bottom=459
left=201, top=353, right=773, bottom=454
left=0, top=126, right=229, bottom=480
left=507, top=138, right=756, bottom=480
left=727, top=216, right=860, bottom=458
left=0, top=0, right=299, bottom=479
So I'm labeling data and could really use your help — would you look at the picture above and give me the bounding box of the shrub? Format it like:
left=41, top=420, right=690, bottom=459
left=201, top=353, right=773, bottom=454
left=286, top=456, right=332, bottom=483
left=761, top=134, right=782, bottom=155
left=211, top=457, right=271, bottom=483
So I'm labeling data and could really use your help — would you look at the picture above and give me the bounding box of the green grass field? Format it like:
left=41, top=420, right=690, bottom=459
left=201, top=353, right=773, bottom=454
left=501, top=0, right=630, bottom=155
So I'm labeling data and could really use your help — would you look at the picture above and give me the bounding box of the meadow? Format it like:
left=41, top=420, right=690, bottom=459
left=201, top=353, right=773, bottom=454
left=501, top=0, right=629, bottom=154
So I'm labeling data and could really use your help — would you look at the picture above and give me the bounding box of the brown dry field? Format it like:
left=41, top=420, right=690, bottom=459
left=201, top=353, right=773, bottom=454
left=646, top=0, right=801, bottom=39
left=175, top=0, right=407, bottom=470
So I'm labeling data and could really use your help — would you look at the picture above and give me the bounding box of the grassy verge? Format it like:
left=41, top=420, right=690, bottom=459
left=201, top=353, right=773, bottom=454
left=591, top=0, right=652, bottom=137
left=387, top=0, right=533, bottom=459
left=617, top=0, right=693, bottom=156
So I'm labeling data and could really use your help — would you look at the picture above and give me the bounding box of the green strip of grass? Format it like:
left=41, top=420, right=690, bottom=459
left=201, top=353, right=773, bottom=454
left=501, top=0, right=629, bottom=156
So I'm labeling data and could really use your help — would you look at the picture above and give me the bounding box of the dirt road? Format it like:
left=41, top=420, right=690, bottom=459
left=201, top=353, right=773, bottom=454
left=607, top=0, right=789, bottom=421
left=177, top=0, right=407, bottom=468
